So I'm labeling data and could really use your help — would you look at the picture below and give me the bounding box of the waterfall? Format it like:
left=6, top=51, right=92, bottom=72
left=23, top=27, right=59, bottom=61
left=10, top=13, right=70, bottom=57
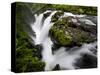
left=30, top=10, right=97, bottom=71
left=31, top=13, right=43, bottom=44
left=31, top=11, right=57, bottom=71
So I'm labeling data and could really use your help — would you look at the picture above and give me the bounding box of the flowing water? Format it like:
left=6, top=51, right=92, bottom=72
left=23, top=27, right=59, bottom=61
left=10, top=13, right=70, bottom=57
left=30, top=10, right=97, bottom=71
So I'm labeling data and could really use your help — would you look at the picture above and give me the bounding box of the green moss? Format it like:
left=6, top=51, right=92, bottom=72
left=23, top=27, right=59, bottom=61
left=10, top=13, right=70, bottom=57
left=58, top=33, right=72, bottom=46
left=50, top=16, right=96, bottom=46
left=50, top=26, right=72, bottom=46
left=51, top=4, right=97, bottom=16
left=16, top=3, right=45, bottom=72
left=50, top=17, right=74, bottom=46
left=16, top=56, right=45, bottom=72
left=25, top=61, right=45, bottom=72
left=53, top=17, right=72, bottom=29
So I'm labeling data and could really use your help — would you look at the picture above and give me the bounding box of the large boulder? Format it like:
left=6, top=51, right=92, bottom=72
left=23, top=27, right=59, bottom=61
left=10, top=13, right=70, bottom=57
left=49, top=16, right=97, bottom=47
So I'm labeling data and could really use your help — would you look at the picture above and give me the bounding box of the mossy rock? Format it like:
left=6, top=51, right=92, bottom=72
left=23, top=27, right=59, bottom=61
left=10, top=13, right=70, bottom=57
left=50, top=27, right=72, bottom=46
left=50, top=17, right=73, bottom=46
left=51, top=11, right=64, bottom=22
left=49, top=17, right=96, bottom=47
left=67, top=27, right=96, bottom=45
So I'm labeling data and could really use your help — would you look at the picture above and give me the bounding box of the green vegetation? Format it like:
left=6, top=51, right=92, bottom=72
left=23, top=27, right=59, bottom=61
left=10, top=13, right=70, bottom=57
left=16, top=3, right=45, bottom=72
left=50, top=26, right=72, bottom=46
left=16, top=2, right=97, bottom=16
left=50, top=16, right=73, bottom=46
left=51, top=4, right=97, bottom=16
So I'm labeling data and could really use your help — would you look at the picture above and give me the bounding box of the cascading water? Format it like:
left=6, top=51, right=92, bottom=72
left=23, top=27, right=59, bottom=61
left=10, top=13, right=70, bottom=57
left=30, top=10, right=97, bottom=71
left=53, top=42, right=97, bottom=70
left=31, top=11, right=57, bottom=71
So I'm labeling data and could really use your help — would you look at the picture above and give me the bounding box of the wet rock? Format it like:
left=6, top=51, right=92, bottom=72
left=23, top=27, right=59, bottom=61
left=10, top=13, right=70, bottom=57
left=74, top=17, right=97, bottom=35
left=42, top=12, right=51, bottom=25
left=90, top=45, right=97, bottom=55
left=52, top=43, right=62, bottom=54
left=85, top=16, right=97, bottom=25
left=43, top=12, right=51, bottom=19
left=52, top=64, right=61, bottom=70
left=51, top=11, right=64, bottom=22
left=67, top=16, right=97, bottom=35
left=75, top=54, right=97, bottom=69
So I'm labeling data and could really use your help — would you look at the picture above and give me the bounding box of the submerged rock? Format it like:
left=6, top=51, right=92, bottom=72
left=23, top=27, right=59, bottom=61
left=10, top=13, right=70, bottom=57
left=52, top=64, right=61, bottom=70
left=75, top=54, right=97, bottom=69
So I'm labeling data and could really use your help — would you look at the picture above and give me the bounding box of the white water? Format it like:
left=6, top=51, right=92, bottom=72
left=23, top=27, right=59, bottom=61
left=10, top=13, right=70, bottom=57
left=30, top=10, right=97, bottom=71
left=31, top=11, right=57, bottom=70
left=53, top=42, right=97, bottom=70
left=63, top=12, right=96, bottom=26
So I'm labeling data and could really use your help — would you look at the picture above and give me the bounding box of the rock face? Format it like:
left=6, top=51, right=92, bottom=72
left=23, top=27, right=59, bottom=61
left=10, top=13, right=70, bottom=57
left=49, top=12, right=97, bottom=47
